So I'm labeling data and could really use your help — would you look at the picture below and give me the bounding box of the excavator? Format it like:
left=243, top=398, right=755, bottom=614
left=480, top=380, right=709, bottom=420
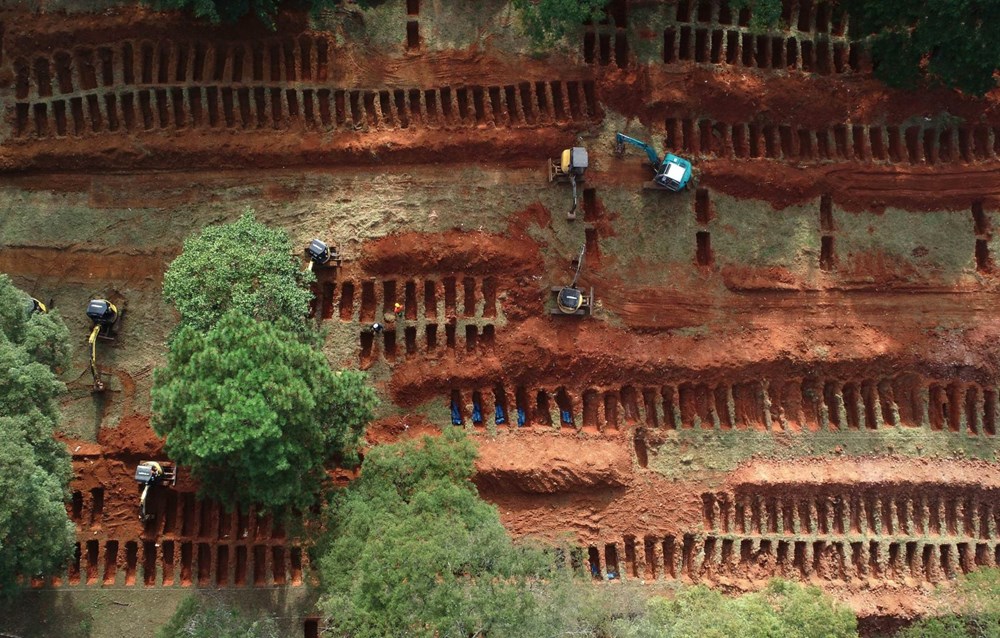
left=549, top=147, right=589, bottom=220
left=614, top=132, right=693, bottom=192
left=26, top=296, right=47, bottom=314
left=551, top=244, right=594, bottom=316
left=134, top=461, right=176, bottom=523
left=305, top=238, right=341, bottom=271
left=86, top=299, right=120, bottom=392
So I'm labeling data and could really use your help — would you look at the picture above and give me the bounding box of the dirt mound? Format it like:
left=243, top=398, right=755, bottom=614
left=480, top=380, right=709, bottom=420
left=96, top=415, right=165, bottom=458
left=0, top=246, right=170, bottom=285
left=364, top=414, right=439, bottom=447
left=475, top=434, right=630, bottom=494
left=701, top=159, right=1000, bottom=212
left=361, top=230, right=542, bottom=277
left=726, top=456, right=1000, bottom=490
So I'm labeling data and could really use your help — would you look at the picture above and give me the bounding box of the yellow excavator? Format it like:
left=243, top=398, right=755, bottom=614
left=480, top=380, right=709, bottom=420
left=134, top=461, right=177, bottom=523
left=550, top=244, right=594, bottom=316
left=86, top=299, right=119, bottom=392
left=305, top=238, right=341, bottom=271
left=549, top=147, right=589, bottom=220
left=26, top=297, right=47, bottom=314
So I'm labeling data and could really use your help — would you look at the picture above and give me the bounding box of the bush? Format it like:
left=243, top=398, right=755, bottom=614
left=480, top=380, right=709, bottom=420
left=726, top=0, right=783, bottom=31
left=613, top=580, right=858, bottom=638
left=158, top=595, right=279, bottom=638
left=150, top=0, right=336, bottom=28
left=894, top=569, right=1000, bottom=638
left=513, top=0, right=610, bottom=47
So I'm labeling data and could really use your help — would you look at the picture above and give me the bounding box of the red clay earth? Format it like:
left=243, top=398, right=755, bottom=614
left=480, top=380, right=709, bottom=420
left=5, top=1, right=1000, bottom=630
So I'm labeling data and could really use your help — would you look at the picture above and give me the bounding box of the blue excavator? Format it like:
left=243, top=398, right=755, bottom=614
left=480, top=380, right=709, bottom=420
left=614, top=132, right=693, bottom=192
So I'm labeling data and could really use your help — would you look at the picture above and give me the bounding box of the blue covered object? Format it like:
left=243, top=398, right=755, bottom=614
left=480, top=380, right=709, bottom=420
left=472, top=400, right=483, bottom=424
left=450, top=401, right=462, bottom=425
left=517, top=408, right=526, bottom=427
left=561, top=410, right=573, bottom=425
left=495, top=404, right=506, bottom=425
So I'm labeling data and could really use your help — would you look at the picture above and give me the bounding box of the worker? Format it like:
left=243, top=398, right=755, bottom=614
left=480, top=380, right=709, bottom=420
left=393, top=302, right=404, bottom=318
left=371, top=322, right=384, bottom=334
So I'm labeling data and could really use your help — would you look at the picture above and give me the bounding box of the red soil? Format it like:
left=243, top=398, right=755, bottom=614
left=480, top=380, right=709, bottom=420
left=726, top=456, right=1000, bottom=490
left=700, top=160, right=1000, bottom=212
left=361, top=230, right=542, bottom=277
left=0, top=246, right=169, bottom=285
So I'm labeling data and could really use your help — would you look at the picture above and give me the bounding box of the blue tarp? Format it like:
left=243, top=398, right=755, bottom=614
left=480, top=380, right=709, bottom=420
left=450, top=401, right=462, bottom=425
left=517, top=408, right=526, bottom=427
left=472, top=400, right=483, bottom=424
left=561, top=410, right=573, bottom=425
left=495, top=404, right=506, bottom=425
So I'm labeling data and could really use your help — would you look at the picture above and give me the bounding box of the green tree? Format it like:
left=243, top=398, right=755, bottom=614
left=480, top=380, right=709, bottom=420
left=613, top=580, right=858, bottom=638
left=0, top=275, right=70, bottom=374
left=513, top=0, right=610, bottom=47
left=843, top=0, right=1000, bottom=96
left=315, top=428, right=565, bottom=638
left=0, top=275, right=74, bottom=595
left=162, top=210, right=313, bottom=334
left=152, top=310, right=376, bottom=510
left=158, top=595, right=279, bottom=638
left=0, top=417, right=76, bottom=594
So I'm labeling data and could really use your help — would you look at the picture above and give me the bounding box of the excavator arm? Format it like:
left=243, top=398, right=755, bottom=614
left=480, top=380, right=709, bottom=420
left=88, top=325, right=104, bottom=392
left=139, top=483, right=151, bottom=521
left=570, top=243, right=586, bottom=288
left=568, top=173, right=580, bottom=218
left=615, top=132, right=663, bottom=171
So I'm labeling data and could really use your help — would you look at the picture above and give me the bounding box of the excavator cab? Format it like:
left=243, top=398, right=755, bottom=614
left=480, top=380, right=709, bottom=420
left=653, top=154, right=693, bottom=191
left=549, top=147, right=589, bottom=220
left=87, top=299, right=118, bottom=329
left=87, top=299, right=120, bottom=392
left=25, top=297, right=47, bottom=315
left=614, top=131, right=693, bottom=192
left=135, top=460, right=177, bottom=523
left=305, top=238, right=341, bottom=271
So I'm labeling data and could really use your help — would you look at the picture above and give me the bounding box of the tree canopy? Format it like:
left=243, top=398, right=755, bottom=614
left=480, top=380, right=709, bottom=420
left=719, top=0, right=1000, bottom=96
left=315, top=428, right=566, bottom=638
left=0, top=275, right=75, bottom=595
left=842, top=0, right=1000, bottom=96
left=152, top=310, right=376, bottom=511
left=149, top=0, right=337, bottom=28
left=162, top=210, right=313, bottom=333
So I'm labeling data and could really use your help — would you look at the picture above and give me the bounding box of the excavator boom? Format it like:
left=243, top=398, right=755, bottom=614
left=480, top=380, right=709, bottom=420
left=570, top=243, right=586, bottom=288
left=88, top=325, right=104, bottom=392
left=615, top=132, right=663, bottom=170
